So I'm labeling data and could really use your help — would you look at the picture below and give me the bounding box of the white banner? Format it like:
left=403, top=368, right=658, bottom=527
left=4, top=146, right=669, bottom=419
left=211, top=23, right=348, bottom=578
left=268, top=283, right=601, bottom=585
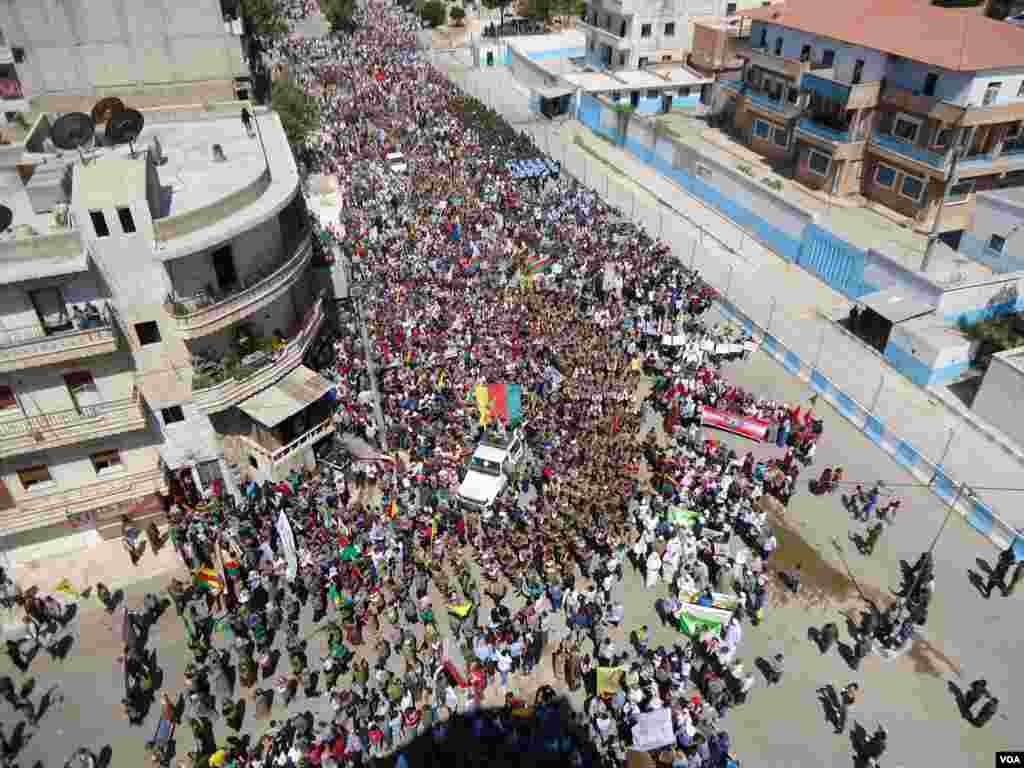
left=276, top=510, right=298, bottom=582
left=630, top=708, right=674, bottom=752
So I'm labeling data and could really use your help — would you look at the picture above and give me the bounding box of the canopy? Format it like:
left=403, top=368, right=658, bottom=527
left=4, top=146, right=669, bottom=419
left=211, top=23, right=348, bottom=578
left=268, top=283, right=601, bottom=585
left=239, top=365, right=334, bottom=428
left=859, top=288, right=936, bottom=325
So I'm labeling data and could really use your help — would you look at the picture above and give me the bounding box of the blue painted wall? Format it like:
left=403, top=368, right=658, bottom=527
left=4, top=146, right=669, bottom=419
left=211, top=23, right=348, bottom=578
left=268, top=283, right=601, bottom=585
left=525, top=46, right=587, bottom=61
left=671, top=94, right=700, bottom=110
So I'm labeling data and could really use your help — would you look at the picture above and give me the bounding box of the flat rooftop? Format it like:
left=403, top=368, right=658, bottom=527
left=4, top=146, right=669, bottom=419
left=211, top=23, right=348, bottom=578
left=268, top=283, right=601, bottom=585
left=565, top=65, right=710, bottom=93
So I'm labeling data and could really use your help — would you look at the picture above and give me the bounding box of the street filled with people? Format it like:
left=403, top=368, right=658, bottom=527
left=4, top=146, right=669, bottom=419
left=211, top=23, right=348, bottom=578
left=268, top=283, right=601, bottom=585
left=1, top=2, right=1021, bottom=768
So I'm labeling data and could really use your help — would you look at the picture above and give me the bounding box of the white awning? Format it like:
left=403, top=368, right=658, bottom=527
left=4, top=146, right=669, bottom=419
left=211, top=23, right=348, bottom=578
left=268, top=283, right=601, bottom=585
left=238, top=365, right=334, bottom=428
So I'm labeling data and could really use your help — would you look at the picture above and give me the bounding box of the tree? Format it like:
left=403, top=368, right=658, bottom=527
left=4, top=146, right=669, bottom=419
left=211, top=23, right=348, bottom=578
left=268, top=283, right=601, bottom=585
left=420, top=0, right=447, bottom=27
left=450, top=5, right=467, bottom=25
left=320, top=0, right=357, bottom=33
left=271, top=79, right=320, bottom=148
left=482, top=0, right=513, bottom=36
left=527, top=0, right=552, bottom=22
left=240, top=0, right=288, bottom=39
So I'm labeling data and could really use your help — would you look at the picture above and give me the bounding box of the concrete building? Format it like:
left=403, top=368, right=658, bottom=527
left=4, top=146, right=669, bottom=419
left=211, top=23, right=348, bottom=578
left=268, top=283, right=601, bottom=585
left=950, top=187, right=1024, bottom=272
left=0, top=105, right=334, bottom=547
left=709, top=0, right=1024, bottom=234
left=972, top=345, right=1024, bottom=446
left=0, top=0, right=247, bottom=118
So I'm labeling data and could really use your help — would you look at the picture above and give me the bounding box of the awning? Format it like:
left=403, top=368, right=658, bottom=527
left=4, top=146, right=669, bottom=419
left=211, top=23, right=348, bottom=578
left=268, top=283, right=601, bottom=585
left=238, top=365, right=334, bottom=428
left=534, top=85, right=575, bottom=99
left=859, top=288, right=936, bottom=325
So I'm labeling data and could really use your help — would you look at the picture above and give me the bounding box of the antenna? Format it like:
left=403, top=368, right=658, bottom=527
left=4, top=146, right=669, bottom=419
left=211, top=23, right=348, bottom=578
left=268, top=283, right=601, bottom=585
left=0, top=205, right=11, bottom=233
left=106, top=109, right=145, bottom=158
left=91, top=97, right=126, bottom=127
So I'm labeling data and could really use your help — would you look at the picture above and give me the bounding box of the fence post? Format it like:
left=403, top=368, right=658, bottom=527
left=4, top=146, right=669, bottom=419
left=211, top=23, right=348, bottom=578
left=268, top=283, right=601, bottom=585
left=871, top=373, right=884, bottom=413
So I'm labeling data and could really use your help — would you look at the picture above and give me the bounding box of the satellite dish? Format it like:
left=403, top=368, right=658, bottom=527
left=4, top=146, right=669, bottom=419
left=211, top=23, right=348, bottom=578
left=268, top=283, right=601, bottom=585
left=91, top=97, right=125, bottom=125
left=0, top=205, right=11, bottom=233
left=51, top=112, right=96, bottom=150
left=106, top=109, right=144, bottom=145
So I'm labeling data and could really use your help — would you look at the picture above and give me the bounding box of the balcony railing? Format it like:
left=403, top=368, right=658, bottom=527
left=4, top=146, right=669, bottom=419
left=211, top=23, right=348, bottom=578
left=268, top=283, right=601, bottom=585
left=869, top=132, right=950, bottom=171
left=166, top=229, right=312, bottom=339
left=801, top=73, right=882, bottom=110
left=956, top=145, right=1024, bottom=177
left=191, top=297, right=325, bottom=415
left=6, top=467, right=168, bottom=534
left=796, top=117, right=852, bottom=144
left=0, top=394, right=147, bottom=459
left=0, top=303, right=118, bottom=373
left=746, top=89, right=800, bottom=118
left=243, top=417, right=335, bottom=480
left=735, top=42, right=808, bottom=81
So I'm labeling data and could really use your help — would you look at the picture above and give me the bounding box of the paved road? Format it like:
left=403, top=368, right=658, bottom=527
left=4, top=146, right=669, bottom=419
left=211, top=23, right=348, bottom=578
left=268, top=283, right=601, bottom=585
left=3, top=339, right=1018, bottom=768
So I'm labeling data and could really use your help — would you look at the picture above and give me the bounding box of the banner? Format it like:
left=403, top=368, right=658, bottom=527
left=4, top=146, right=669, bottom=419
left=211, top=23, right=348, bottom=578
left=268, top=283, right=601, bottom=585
left=677, top=603, right=733, bottom=637
left=630, top=708, right=675, bottom=752
left=276, top=510, right=298, bottom=581
left=701, top=406, right=771, bottom=442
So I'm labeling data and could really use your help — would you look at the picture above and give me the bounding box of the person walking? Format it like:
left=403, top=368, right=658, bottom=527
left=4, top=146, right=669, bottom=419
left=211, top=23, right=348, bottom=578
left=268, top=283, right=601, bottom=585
left=983, top=546, right=1018, bottom=598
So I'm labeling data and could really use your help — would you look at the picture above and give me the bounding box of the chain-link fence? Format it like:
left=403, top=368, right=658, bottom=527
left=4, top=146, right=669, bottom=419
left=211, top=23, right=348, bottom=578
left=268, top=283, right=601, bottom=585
left=431, top=53, right=1024, bottom=554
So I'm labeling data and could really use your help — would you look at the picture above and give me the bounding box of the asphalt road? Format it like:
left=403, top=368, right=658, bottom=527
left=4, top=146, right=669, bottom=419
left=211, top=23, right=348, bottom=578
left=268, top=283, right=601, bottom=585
left=1, top=319, right=1019, bottom=768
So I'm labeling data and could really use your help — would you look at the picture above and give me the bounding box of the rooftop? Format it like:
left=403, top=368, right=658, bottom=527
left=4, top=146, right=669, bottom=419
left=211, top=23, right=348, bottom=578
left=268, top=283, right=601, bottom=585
left=995, top=345, right=1024, bottom=373
left=564, top=66, right=711, bottom=92
left=742, top=0, right=1024, bottom=71
left=74, top=154, right=148, bottom=210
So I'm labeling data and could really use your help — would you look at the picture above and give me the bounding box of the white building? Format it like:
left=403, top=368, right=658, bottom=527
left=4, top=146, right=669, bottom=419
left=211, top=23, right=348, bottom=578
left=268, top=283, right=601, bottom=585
left=0, top=105, right=334, bottom=549
left=0, top=0, right=247, bottom=118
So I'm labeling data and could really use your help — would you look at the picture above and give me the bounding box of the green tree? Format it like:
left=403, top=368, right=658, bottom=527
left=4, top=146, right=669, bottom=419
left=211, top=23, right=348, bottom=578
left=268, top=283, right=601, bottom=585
left=271, top=79, right=320, bottom=148
left=320, top=0, right=357, bottom=33
left=450, top=5, right=467, bottom=25
left=527, top=0, right=552, bottom=21
left=240, top=0, right=289, bottom=38
left=420, top=0, right=447, bottom=26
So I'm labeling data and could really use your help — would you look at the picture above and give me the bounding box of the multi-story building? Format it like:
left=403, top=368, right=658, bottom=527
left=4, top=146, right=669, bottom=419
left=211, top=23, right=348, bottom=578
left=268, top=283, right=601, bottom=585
left=0, top=0, right=247, bottom=118
left=0, top=105, right=334, bottom=547
left=579, top=0, right=765, bottom=71
left=714, top=0, right=1024, bottom=234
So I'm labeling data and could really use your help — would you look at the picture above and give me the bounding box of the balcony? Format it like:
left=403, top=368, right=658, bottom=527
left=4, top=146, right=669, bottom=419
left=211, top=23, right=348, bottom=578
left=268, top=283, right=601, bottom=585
left=191, top=296, right=325, bottom=415
left=5, top=467, right=168, bottom=534
left=868, top=132, right=951, bottom=175
left=796, top=117, right=850, bottom=144
left=0, top=394, right=147, bottom=460
left=956, top=146, right=1024, bottom=178
left=242, top=416, right=335, bottom=481
left=801, top=72, right=882, bottom=110
left=796, top=118, right=868, bottom=161
left=0, top=303, right=119, bottom=374
left=744, top=89, right=802, bottom=120
left=166, top=229, right=312, bottom=339
left=578, top=20, right=632, bottom=50
left=879, top=83, right=964, bottom=125
left=735, top=41, right=808, bottom=81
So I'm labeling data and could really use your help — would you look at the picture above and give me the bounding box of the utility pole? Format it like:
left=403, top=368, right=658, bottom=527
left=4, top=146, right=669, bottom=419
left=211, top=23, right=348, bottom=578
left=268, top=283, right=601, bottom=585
left=352, top=283, right=389, bottom=454
left=919, top=147, right=962, bottom=273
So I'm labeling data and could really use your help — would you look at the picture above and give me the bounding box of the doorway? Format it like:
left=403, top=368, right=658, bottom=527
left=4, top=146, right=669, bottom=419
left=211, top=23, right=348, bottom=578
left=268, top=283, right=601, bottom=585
left=63, top=371, right=101, bottom=413
left=211, top=245, right=237, bottom=291
left=630, top=91, right=640, bottom=109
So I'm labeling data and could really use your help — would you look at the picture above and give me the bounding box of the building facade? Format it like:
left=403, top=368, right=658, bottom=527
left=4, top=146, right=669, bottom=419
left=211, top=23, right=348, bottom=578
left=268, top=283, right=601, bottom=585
left=712, top=0, right=1024, bottom=234
left=0, top=106, right=333, bottom=547
left=0, top=0, right=247, bottom=117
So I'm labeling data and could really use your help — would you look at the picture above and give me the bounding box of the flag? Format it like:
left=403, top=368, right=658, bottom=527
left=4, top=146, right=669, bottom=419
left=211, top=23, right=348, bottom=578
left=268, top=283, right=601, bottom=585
left=525, top=253, right=551, bottom=275
left=480, top=383, right=523, bottom=424
left=53, top=578, right=80, bottom=600
left=194, top=567, right=223, bottom=594
left=474, top=384, right=492, bottom=426
left=388, top=498, right=398, bottom=519
left=223, top=560, right=241, bottom=578
left=677, top=603, right=733, bottom=637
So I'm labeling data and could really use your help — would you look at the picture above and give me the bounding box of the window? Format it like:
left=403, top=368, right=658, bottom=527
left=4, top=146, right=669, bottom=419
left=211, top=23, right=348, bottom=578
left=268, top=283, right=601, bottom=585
left=647, top=89, right=659, bottom=99
left=90, top=210, right=109, bottom=238
left=774, top=37, right=783, bottom=56
left=933, top=128, right=953, bottom=148
left=821, top=49, right=834, bottom=67
left=852, top=59, right=864, bottom=85
left=161, top=405, right=185, bottom=424
left=620, top=20, right=626, bottom=36
left=662, top=55, right=672, bottom=62
left=641, top=23, right=651, bottom=37
left=800, top=45, right=811, bottom=62
left=923, top=73, right=938, bottom=97
left=874, top=163, right=898, bottom=189
left=0, top=384, right=16, bottom=410
left=946, top=180, right=974, bottom=204
left=664, top=22, right=675, bottom=36
left=679, top=87, right=691, bottom=97
left=759, top=28, right=767, bottom=48
left=726, top=2, right=737, bottom=15
left=63, top=371, right=99, bottom=413
left=772, top=127, right=789, bottom=148
left=211, top=244, right=237, bottom=290
left=90, top=449, right=123, bottom=475
left=619, top=52, right=627, bottom=66
left=135, top=320, right=161, bottom=345
left=900, top=173, right=924, bottom=202
left=11, top=47, right=24, bottom=64
left=28, top=287, right=69, bottom=332
left=117, top=207, right=135, bottom=234
left=753, top=119, right=771, bottom=139
left=892, top=113, right=921, bottom=143
left=638, top=56, right=649, bottom=67
left=983, top=82, right=1002, bottom=107
left=17, top=465, right=52, bottom=491
left=808, top=149, right=831, bottom=176
left=988, top=234, right=1006, bottom=254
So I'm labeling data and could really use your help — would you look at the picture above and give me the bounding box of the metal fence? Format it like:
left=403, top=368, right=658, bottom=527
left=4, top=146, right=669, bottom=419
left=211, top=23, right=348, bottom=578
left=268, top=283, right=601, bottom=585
left=433, top=53, right=1024, bottom=557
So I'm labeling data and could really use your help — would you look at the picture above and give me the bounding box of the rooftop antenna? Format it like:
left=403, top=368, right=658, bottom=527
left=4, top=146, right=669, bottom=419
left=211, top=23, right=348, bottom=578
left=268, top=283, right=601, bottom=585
left=106, top=109, right=145, bottom=158
left=51, top=112, right=96, bottom=164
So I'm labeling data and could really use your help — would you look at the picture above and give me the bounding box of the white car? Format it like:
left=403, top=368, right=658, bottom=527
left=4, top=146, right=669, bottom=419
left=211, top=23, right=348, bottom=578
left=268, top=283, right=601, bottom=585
left=386, top=152, right=408, bottom=173
left=455, top=430, right=526, bottom=511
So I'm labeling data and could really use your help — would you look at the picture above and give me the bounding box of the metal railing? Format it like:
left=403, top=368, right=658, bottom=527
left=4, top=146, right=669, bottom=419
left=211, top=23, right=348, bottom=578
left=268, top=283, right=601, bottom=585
left=168, top=229, right=313, bottom=334
left=796, top=117, right=852, bottom=144
left=0, top=394, right=145, bottom=458
left=0, top=302, right=114, bottom=348
left=869, top=131, right=950, bottom=170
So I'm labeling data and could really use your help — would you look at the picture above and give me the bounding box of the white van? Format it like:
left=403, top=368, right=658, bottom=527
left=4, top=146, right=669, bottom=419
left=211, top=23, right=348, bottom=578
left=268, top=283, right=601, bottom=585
left=455, top=429, right=526, bottom=511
